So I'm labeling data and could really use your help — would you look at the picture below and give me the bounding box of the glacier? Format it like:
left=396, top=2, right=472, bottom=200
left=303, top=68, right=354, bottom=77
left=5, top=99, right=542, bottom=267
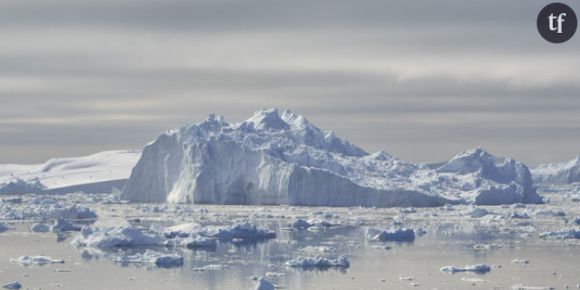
left=120, top=108, right=542, bottom=207
left=532, top=155, right=580, bottom=185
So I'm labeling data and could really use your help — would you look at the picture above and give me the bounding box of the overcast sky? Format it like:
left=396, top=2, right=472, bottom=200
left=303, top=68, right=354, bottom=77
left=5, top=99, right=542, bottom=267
left=0, top=0, right=579, bottom=166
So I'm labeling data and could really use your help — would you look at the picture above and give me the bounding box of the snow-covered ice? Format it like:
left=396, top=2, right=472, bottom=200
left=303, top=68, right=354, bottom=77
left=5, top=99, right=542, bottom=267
left=0, top=150, right=140, bottom=195
left=72, top=226, right=165, bottom=249
left=195, top=222, right=276, bottom=242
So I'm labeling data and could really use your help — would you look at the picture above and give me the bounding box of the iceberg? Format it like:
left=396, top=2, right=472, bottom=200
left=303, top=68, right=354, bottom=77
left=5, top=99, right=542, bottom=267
left=532, top=155, right=580, bottom=185
left=117, top=108, right=542, bottom=207
left=72, top=226, right=165, bottom=249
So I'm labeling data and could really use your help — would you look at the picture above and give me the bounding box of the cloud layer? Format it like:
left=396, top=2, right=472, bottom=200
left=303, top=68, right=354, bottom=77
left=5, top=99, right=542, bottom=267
left=0, top=0, right=579, bottom=165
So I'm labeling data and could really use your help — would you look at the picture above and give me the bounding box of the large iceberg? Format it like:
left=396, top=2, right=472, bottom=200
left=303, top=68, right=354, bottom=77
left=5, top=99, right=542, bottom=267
left=532, top=155, right=580, bottom=185
left=120, top=108, right=542, bottom=207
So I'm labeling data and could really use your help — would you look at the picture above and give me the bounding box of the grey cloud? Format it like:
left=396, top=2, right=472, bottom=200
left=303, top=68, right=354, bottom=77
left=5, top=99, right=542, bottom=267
left=0, top=0, right=579, bottom=166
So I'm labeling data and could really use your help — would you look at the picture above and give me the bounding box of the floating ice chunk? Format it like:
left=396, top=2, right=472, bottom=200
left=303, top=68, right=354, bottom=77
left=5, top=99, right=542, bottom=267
left=366, top=228, right=415, bottom=242
left=399, top=207, right=417, bottom=214
left=468, top=208, right=489, bottom=218
left=300, top=246, right=335, bottom=255
left=265, top=272, right=285, bottom=278
left=30, top=223, right=50, bottom=233
left=0, top=222, right=9, bottom=233
left=511, top=284, right=555, bottom=290
left=1, top=197, right=97, bottom=221
left=51, top=219, right=80, bottom=232
left=285, top=255, right=350, bottom=269
left=0, top=178, right=44, bottom=195
left=473, top=243, right=503, bottom=251
left=153, top=254, right=184, bottom=268
left=511, top=258, right=530, bottom=265
left=113, top=250, right=183, bottom=268
left=1, top=281, right=22, bottom=290
left=192, top=264, right=227, bottom=272
left=72, top=226, right=165, bottom=249
left=534, top=210, right=566, bottom=217
left=197, top=222, right=275, bottom=242
left=253, top=277, right=276, bottom=290
left=12, top=256, right=64, bottom=266
left=509, top=212, right=530, bottom=219
left=539, top=229, right=580, bottom=240
left=164, top=222, right=200, bottom=238
left=440, top=264, right=491, bottom=274
left=181, top=236, right=217, bottom=249
left=292, top=218, right=311, bottom=230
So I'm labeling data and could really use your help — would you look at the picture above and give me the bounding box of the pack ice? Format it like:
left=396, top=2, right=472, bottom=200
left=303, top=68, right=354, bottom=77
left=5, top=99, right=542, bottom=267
left=0, top=150, right=140, bottom=195
left=121, top=108, right=542, bottom=207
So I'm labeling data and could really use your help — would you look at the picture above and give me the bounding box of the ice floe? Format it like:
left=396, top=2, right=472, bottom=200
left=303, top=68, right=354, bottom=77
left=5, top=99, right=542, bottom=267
left=1, top=282, right=22, bottom=290
left=539, top=229, right=580, bottom=239
left=113, top=250, right=183, bottom=268
left=72, top=226, right=165, bottom=249
left=12, top=256, right=64, bottom=266
left=196, top=222, right=276, bottom=242
left=51, top=219, right=81, bottom=232
left=440, top=264, right=492, bottom=274
left=366, top=228, right=415, bottom=242
left=285, top=255, right=350, bottom=269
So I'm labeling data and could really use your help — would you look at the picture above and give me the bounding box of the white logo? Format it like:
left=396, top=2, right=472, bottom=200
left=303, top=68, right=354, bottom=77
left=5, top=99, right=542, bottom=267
left=548, top=12, right=567, bottom=33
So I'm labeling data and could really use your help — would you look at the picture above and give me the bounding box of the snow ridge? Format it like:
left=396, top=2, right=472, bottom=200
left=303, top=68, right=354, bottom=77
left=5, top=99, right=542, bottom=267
left=121, top=108, right=542, bottom=207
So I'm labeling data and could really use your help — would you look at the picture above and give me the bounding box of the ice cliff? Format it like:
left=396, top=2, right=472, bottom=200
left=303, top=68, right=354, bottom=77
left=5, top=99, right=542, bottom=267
left=532, top=155, right=580, bottom=185
left=120, top=108, right=542, bottom=207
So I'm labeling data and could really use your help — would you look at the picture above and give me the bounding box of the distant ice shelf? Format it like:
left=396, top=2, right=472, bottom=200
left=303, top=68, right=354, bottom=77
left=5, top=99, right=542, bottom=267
left=0, top=150, right=141, bottom=195
left=532, top=155, right=580, bottom=185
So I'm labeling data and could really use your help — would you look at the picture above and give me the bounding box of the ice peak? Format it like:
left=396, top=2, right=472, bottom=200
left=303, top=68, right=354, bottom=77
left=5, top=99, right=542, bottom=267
left=281, top=109, right=310, bottom=129
left=451, top=147, right=496, bottom=162
left=369, top=150, right=393, bottom=161
left=245, top=108, right=289, bottom=131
